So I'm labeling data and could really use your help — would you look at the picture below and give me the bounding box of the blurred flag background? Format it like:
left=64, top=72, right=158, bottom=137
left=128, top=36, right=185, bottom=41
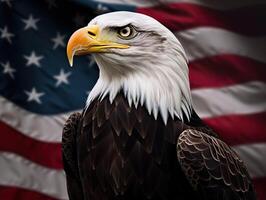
left=0, top=0, right=265, bottom=199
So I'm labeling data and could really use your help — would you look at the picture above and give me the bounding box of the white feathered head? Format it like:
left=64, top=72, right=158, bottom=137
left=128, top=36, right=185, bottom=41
left=67, top=11, right=192, bottom=124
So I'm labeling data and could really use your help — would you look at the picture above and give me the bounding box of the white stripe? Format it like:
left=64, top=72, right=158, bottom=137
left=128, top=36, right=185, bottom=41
left=0, top=148, right=263, bottom=200
left=0, top=96, right=81, bottom=142
left=93, top=0, right=266, bottom=9
left=192, top=81, right=266, bottom=119
left=176, top=28, right=266, bottom=63
left=1, top=79, right=265, bottom=141
left=0, top=152, right=67, bottom=199
left=233, top=143, right=266, bottom=179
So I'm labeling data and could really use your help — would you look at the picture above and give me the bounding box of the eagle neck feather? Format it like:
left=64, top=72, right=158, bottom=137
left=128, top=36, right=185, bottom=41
left=86, top=54, right=192, bottom=124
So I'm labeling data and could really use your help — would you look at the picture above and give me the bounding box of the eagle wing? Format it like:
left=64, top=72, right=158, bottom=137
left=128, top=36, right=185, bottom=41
left=176, top=129, right=256, bottom=200
left=62, top=112, right=84, bottom=200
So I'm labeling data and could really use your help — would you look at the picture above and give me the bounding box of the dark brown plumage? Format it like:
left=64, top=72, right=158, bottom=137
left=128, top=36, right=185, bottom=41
left=62, top=92, right=256, bottom=200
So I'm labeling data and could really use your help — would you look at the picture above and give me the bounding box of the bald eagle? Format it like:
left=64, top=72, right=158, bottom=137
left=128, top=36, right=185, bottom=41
left=63, top=11, right=256, bottom=200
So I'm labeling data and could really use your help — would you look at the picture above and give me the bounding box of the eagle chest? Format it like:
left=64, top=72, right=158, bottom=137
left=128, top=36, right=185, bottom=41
left=76, top=95, right=192, bottom=199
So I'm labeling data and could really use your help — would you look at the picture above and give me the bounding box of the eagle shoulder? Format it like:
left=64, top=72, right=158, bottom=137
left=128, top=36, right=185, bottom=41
left=176, top=129, right=257, bottom=200
left=62, top=112, right=84, bottom=200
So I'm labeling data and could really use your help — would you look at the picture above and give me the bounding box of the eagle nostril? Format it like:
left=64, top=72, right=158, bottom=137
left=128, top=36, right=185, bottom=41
left=88, top=31, right=96, bottom=37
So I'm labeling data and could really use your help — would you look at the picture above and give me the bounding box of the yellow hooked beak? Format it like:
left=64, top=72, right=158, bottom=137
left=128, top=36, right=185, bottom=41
left=67, top=25, right=129, bottom=66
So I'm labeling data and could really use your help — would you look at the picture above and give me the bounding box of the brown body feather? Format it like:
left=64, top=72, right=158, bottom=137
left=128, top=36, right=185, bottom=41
left=62, top=93, right=256, bottom=200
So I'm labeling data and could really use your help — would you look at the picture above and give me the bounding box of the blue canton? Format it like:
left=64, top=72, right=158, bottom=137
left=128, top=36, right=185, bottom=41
left=0, top=0, right=134, bottom=114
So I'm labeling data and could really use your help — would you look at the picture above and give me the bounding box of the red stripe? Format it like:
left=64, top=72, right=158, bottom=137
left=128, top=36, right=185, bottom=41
left=203, top=112, right=266, bottom=146
left=0, top=186, right=59, bottom=200
left=137, top=3, right=266, bottom=36
left=189, top=55, right=266, bottom=89
left=253, top=178, right=266, bottom=200
left=0, top=121, right=62, bottom=169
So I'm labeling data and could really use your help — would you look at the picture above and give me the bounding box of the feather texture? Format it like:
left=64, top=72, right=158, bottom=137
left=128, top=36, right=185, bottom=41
left=177, top=129, right=256, bottom=200
left=61, top=112, right=84, bottom=200
left=62, top=93, right=256, bottom=199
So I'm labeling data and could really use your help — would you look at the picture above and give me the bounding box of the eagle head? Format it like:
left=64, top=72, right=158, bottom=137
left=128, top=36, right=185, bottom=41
left=67, top=11, right=192, bottom=124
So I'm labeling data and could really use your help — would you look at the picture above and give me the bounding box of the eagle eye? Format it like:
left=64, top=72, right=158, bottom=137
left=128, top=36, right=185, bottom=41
left=117, top=25, right=137, bottom=40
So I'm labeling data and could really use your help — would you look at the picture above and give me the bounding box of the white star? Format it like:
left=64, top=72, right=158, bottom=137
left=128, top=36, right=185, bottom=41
left=24, top=51, right=44, bottom=67
left=0, top=0, right=12, bottom=7
left=1, top=61, right=16, bottom=79
left=45, top=0, right=57, bottom=9
left=25, top=87, right=45, bottom=104
left=51, top=32, right=66, bottom=49
left=53, top=69, right=71, bottom=87
left=0, top=26, right=15, bottom=44
left=73, top=13, right=85, bottom=27
left=96, top=3, right=109, bottom=14
left=21, top=14, right=40, bottom=30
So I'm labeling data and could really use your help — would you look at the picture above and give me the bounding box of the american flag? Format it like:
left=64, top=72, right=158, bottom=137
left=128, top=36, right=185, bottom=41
left=0, top=0, right=265, bottom=199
